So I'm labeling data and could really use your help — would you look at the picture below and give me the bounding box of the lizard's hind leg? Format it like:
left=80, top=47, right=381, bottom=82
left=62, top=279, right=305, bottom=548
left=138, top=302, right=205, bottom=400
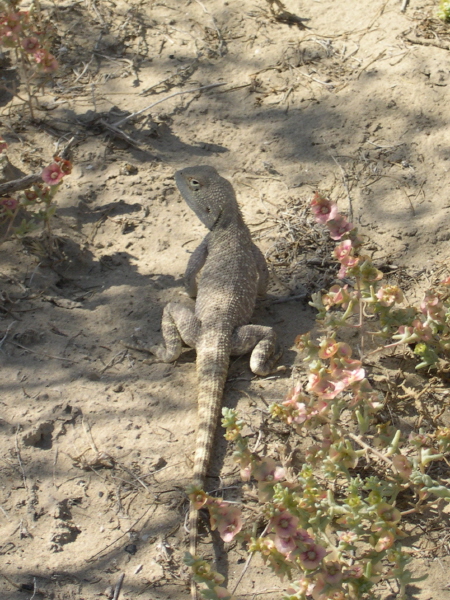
left=151, top=301, right=200, bottom=362
left=230, top=324, right=281, bottom=377
left=126, top=302, right=200, bottom=363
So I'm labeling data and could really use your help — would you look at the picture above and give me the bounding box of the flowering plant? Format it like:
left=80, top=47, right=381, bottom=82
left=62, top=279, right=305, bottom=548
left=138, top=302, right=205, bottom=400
left=0, top=0, right=59, bottom=119
left=188, top=193, right=450, bottom=600
left=438, top=0, right=450, bottom=21
left=0, top=139, right=71, bottom=241
left=308, top=192, right=450, bottom=370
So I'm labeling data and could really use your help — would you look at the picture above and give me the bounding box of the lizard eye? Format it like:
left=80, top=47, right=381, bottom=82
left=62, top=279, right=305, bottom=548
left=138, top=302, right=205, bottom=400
left=205, top=206, right=211, bottom=213
left=189, top=178, right=200, bottom=190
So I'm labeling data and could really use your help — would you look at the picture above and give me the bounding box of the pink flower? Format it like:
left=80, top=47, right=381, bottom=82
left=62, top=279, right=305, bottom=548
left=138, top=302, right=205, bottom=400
left=290, top=402, right=308, bottom=424
left=41, top=162, right=64, bottom=185
left=287, top=577, right=315, bottom=597
left=331, top=355, right=364, bottom=374
left=299, top=543, right=327, bottom=570
left=281, top=387, right=309, bottom=425
left=343, top=564, right=364, bottom=580
left=322, top=285, right=352, bottom=310
left=337, top=255, right=359, bottom=278
left=329, top=444, right=359, bottom=469
left=322, top=562, right=343, bottom=585
left=374, top=529, right=395, bottom=552
left=22, top=36, right=39, bottom=53
left=33, top=49, right=58, bottom=72
left=338, top=530, right=357, bottom=545
left=441, top=276, right=450, bottom=286
left=0, top=196, right=18, bottom=211
left=336, top=342, right=352, bottom=358
left=310, top=579, right=328, bottom=600
left=376, top=285, right=403, bottom=307
left=1, top=12, right=22, bottom=35
left=255, top=458, right=286, bottom=502
left=350, top=379, right=381, bottom=410
left=359, top=260, right=383, bottom=282
left=318, top=338, right=339, bottom=360
left=312, top=575, right=345, bottom=600
left=7, top=12, right=22, bottom=30
left=274, top=534, right=297, bottom=555
left=327, top=215, right=353, bottom=240
left=311, top=193, right=338, bottom=224
left=189, top=489, right=209, bottom=510
left=411, top=319, right=433, bottom=342
left=392, top=454, right=412, bottom=480
left=307, top=372, right=340, bottom=400
left=24, top=189, right=38, bottom=201
left=333, top=239, right=353, bottom=261
left=54, top=157, right=72, bottom=175
left=271, top=511, right=299, bottom=538
left=252, top=457, right=285, bottom=482
left=335, top=368, right=366, bottom=393
left=420, top=292, right=445, bottom=321
left=310, top=399, right=329, bottom=417
left=215, top=505, right=242, bottom=542
left=295, top=529, right=315, bottom=545
left=282, top=383, right=309, bottom=407
left=376, top=502, right=401, bottom=525
left=274, top=528, right=314, bottom=557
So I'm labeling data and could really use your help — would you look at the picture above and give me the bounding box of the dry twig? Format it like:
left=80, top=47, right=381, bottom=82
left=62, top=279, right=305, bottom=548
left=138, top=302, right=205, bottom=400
left=0, top=173, right=42, bottom=196
left=0, top=320, right=16, bottom=350
left=15, top=427, right=28, bottom=492
left=113, top=573, right=125, bottom=600
left=112, top=82, right=226, bottom=127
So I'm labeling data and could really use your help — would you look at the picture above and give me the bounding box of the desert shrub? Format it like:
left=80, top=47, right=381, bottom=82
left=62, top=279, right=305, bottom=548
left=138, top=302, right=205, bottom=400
left=0, top=139, right=71, bottom=242
left=438, top=0, right=450, bottom=21
left=0, top=0, right=59, bottom=119
left=187, top=195, right=450, bottom=600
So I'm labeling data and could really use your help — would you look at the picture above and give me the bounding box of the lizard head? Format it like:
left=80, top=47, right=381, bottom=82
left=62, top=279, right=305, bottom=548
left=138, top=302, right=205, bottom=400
left=174, top=165, right=237, bottom=230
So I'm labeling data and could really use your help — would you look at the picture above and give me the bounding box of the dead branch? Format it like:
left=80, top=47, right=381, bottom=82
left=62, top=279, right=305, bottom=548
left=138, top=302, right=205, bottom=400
left=0, top=173, right=42, bottom=196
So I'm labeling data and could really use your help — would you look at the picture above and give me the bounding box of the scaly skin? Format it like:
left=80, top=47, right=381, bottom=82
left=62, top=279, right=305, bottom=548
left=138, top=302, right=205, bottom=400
left=142, top=166, right=280, bottom=599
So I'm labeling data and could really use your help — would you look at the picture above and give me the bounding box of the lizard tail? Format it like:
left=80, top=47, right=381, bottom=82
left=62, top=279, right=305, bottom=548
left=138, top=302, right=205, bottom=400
left=190, top=335, right=230, bottom=597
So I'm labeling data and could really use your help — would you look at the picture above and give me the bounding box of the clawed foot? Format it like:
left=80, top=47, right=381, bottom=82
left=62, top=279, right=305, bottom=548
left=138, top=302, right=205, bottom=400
left=120, top=339, right=162, bottom=363
left=121, top=338, right=180, bottom=364
left=251, top=346, right=285, bottom=377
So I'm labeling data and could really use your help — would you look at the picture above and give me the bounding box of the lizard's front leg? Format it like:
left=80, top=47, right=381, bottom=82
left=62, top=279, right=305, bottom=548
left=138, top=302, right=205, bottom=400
left=185, top=237, right=209, bottom=298
left=252, top=244, right=269, bottom=296
left=230, top=324, right=282, bottom=376
left=126, top=302, right=200, bottom=362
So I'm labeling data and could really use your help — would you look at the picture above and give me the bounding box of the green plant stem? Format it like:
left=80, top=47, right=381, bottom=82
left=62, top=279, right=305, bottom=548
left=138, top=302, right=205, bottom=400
left=0, top=205, right=20, bottom=244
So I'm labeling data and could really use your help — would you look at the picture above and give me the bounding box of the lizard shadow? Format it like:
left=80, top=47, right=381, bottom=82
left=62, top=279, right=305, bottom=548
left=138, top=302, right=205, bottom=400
left=60, top=106, right=229, bottom=160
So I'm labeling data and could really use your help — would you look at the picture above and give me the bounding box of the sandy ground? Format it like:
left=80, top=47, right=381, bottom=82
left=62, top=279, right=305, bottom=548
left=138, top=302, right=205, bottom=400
left=1, top=1, right=450, bottom=599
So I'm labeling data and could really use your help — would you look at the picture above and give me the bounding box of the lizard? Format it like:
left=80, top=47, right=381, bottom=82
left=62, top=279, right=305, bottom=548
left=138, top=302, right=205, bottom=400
left=130, top=165, right=280, bottom=598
